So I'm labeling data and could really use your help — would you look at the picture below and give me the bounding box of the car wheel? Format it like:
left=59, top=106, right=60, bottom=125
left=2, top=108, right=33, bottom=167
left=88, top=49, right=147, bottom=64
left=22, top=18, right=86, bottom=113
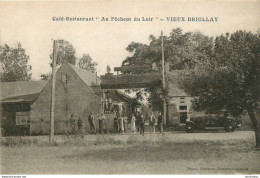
left=229, top=125, right=235, bottom=132
left=224, top=123, right=235, bottom=132
left=185, top=124, right=194, bottom=133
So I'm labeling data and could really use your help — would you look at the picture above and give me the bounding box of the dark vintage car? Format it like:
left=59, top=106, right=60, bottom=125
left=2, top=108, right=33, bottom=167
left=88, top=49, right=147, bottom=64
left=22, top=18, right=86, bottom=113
left=185, top=116, right=241, bottom=132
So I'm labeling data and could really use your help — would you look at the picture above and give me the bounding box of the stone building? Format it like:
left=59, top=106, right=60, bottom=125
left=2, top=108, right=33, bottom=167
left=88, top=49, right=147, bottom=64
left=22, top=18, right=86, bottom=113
left=166, top=71, right=205, bottom=127
left=30, top=63, right=137, bottom=135
left=30, top=63, right=103, bottom=135
left=1, top=63, right=137, bottom=136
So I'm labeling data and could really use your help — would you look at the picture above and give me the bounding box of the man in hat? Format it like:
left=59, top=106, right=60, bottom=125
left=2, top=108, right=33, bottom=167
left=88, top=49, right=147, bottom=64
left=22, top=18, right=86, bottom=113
left=157, top=112, right=163, bottom=133
left=88, top=112, right=96, bottom=134
left=98, top=113, right=106, bottom=134
left=139, top=113, right=145, bottom=136
left=78, top=117, right=83, bottom=133
left=70, top=114, right=76, bottom=134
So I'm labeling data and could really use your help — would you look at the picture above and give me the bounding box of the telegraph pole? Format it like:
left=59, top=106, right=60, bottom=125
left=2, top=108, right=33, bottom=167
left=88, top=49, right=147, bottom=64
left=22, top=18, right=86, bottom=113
left=161, top=31, right=167, bottom=132
left=50, top=40, right=57, bottom=143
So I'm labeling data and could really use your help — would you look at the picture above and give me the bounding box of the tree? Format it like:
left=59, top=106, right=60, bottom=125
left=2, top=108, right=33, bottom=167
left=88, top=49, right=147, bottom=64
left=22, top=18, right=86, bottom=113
left=40, top=73, right=51, bottom=80
left=50, top=40, right=76, bottom=66
left=43, top=42, right=97, bottom=80
left=0, top=43, right=32, bottom=82
left=122, top=28, right=213, bottom=111
left=78, top=53, right=97, bottom=72
left=123, top=28, right=213, bottom=70
left=181, top=30, right=260, bottom=147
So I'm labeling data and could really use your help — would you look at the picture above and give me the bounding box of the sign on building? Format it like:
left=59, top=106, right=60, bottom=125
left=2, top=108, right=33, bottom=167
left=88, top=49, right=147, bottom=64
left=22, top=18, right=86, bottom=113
left=16, top=112, right=30, bottom=126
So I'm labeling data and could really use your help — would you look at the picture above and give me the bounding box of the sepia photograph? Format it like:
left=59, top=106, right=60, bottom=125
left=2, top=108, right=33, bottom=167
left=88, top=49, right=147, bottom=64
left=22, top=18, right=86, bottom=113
left=0, top=0, right=260, bottom=176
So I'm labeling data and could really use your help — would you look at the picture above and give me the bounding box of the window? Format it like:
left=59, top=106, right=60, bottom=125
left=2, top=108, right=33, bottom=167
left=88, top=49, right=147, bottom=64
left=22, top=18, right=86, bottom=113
left=61, top=73, right=67, bottom=83
left=179, top=106, right=187, bottom=111
left=180, top=97, right=185, bottom=100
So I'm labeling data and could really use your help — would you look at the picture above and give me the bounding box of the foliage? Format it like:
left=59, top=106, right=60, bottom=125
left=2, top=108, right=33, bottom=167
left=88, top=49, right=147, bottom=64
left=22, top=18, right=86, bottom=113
left=78, top=53, right=97, bottom=71
left=181, top=30, right=260, bottom=147
left=44, top=41, right=97, bottom=80
left=123, top=28, right=213, bottom=70
left=123, top=28, right=213, bottom=111
left=0, top=43, right=32, bottom=82
left=50, top=40, right=76, bottom=66
left=181, top=31, right=260, bottom=115
left=40, top=73, right=52, bottom=80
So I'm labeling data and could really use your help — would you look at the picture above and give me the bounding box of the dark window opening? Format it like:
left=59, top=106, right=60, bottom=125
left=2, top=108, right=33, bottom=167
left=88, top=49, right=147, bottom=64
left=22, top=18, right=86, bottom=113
left=61, top=73, right=67, bottom=83
left=179, top=106, right=187, bottom=110
left=180, top=112, right=187, bottom=123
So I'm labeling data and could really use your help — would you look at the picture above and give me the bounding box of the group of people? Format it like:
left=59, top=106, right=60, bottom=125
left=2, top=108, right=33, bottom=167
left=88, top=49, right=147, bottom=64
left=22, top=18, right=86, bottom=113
left=69, top=112, right=108, bottom=134
left=69, top=114, right=83, bottom=134
left=69, top=110, right=163, bottom=135
left=88, top=112, right=109, bottom=134
left=113, top=111, right=163, bottom=135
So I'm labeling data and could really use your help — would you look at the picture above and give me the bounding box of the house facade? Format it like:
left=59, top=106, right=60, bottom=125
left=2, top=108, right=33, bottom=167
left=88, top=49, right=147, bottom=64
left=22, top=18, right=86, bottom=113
left=30, top=63, right=138, bottom=135
left=166, top=70, right=205, bottom=127
left=30, top=63, right=103, bottom=135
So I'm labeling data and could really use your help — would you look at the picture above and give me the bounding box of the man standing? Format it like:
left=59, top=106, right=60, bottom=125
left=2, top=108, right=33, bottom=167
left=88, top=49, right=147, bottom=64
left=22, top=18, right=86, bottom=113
left=157, top=112, right=163, bottom=133
left=88, top=112, right=96, bottom=134
left=78, top=117, right=83, bottom=133
left=139, top=113, right=145, bottom=136
left=135, top=112, right=139, bottom=132
left=113, top=112, right=119, bottom=132
left=98, top=113, right=105, bottom=134
left=70, top=114, right=76, bottom=134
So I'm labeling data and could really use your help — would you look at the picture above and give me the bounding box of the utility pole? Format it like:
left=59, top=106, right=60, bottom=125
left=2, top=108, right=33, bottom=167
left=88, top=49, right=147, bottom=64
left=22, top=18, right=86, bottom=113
left=50, top=40, right=57, bottom=143
left=161, top=31, right=167, bottom=132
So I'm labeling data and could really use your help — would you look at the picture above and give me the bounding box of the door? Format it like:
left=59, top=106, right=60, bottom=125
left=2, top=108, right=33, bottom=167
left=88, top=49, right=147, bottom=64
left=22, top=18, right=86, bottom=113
left=180, top=112, right=188, bottom=124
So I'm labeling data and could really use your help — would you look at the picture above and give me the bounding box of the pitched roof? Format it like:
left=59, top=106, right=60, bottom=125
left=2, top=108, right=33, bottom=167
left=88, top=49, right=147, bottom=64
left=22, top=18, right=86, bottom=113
left=0, top=64, right=136, bottom=104
left=0, top=81, right=47, bottom=103
left=0, top=93, right=41, bottom=103
left=67, top=63, right=101, bottom=86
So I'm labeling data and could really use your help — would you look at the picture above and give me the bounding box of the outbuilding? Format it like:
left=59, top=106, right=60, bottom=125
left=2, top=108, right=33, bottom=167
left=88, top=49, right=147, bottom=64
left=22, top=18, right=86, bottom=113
left=0, top=81, right=47, bottom=135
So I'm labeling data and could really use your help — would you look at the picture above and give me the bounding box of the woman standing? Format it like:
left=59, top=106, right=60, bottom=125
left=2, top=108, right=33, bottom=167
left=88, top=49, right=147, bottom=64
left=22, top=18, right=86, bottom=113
left=119, top=117, right=125, bottom=134
left=150, top=112, right=156, bottom=133
left=131, top=114, right=136, bottom=133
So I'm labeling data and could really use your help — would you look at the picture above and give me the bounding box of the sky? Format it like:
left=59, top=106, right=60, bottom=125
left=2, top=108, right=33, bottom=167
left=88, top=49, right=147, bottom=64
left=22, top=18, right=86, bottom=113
left=0, top=0, right=259, bottom=80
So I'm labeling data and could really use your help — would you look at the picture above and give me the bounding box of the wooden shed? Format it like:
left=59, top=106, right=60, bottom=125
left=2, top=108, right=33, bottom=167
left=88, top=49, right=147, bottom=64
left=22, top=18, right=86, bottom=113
left=0, top=81, right=47, bottom=135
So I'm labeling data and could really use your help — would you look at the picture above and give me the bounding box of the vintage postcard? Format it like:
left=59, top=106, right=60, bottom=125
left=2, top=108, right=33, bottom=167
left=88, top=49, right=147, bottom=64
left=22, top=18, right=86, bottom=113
left=0, top=0, right=259, bottom=176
